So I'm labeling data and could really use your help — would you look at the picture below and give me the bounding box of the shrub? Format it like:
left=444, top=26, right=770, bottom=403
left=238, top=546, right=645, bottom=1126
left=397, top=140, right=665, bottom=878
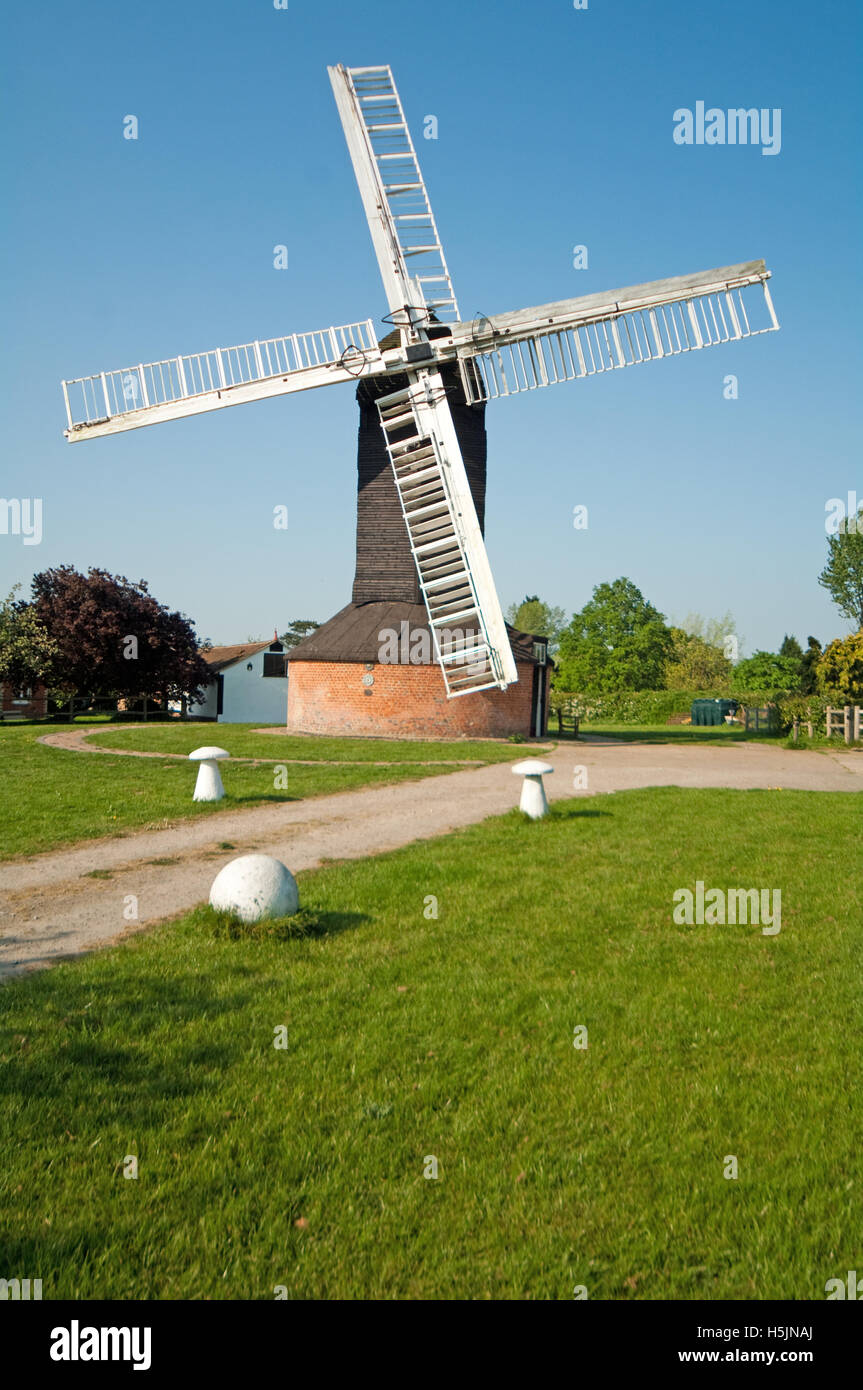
left=549, top=688, right=787, bottom=726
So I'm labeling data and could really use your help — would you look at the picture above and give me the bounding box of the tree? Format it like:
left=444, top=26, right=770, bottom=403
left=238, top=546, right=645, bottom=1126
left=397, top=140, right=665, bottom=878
left=555, top=578, right=673, bottom=691
left=505, top=595, right=566, bottom=652
left=279, top=619, right=320, bottom=649
left=664, top=628, right=732, bottom=691
left=779, top=634, right=804, bottom=661
left=730, top=650, right=802, bottom=692
left=818, top=507, right=863, bottom=627
left=816, top=630, right=863, bottom=703
left=0, top=586, right=57, bottom=687
left=31, top=566, right=212, bottom=713
left=799, top=636, right=822, bottom=695
left=678, top=610, right=741, bottom=653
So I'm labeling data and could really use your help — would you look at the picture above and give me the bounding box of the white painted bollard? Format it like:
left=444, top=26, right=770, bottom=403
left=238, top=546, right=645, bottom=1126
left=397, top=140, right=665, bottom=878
left=512, top=758, right=554, bottom=819
left=189, top=746, right=230, bottom=801
left=210, top=854, right=299, bottom=922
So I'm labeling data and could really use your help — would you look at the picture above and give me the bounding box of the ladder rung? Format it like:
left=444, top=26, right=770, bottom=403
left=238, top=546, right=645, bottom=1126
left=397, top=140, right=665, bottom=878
left=431, top=607, right=480, bottom=627
left=398, top=466, right=441, bottom=488
left=425, top=574, right=472, bottom=593
left=414, top=533, right=461, bottom=550
left=439, top=646, right=490, bottom=665
left=404, top=500, right=449, bottom=521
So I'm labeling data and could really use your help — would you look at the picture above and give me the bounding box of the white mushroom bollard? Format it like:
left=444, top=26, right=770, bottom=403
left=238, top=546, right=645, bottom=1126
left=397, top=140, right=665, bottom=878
left=189, top=746, right=230, bottom=802
left=512, top=758, right=554, bottom=819
left=209, top=854, right=299, bottom=923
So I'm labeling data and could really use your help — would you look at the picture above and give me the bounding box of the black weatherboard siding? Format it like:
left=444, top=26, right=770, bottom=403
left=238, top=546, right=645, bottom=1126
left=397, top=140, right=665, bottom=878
left=352, top=357, right=488, bottom=604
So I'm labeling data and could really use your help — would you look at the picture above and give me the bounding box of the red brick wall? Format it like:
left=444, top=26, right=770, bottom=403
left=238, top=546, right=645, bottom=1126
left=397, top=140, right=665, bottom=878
left=0, top=683, right=47, bottom=718
left=288, top=660, right=546, bottom=739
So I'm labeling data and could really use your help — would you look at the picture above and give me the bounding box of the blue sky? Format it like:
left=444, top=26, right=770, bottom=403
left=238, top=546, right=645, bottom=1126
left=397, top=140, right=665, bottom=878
left=1, top=0, right=860, bottom=653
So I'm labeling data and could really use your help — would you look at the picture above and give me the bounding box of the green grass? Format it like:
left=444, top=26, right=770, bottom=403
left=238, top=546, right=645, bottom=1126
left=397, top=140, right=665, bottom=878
left=87, top=723, right=533, bottom=763
left=0, top=787, right=859, bottom=1300
left=578, top=722, right=862, bottom=751
left=580, top=722, right=779, bottom=743
left=0, top=722, right=532, bottom=861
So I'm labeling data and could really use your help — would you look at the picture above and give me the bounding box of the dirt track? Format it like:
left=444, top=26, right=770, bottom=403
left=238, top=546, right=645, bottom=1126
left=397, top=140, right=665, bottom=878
left=1, top=735, right=859, bottom=980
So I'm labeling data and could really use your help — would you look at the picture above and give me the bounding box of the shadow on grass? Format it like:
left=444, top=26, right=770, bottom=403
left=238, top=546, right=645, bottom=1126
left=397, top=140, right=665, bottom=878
left=0, top=911, right=371, bottom=1113
left=191, top=903, right=371, bottom=942
left=0, top=969, right=247, bottom=1110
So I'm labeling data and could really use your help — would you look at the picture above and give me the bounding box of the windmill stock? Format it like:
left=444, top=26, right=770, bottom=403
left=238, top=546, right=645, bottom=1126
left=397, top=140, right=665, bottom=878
left=61, top=63, right=780, bottom=703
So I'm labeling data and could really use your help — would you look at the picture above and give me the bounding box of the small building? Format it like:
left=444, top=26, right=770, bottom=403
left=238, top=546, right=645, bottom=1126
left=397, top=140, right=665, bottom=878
left=0, top=682, right=48, bottom=721
left=183, top=638, right=289, bottom=723
left=287, top=602, right=550, bottom=739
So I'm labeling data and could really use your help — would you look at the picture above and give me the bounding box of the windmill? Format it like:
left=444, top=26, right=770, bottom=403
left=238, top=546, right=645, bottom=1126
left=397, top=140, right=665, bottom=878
left=61, top=63, right=779, bottom=716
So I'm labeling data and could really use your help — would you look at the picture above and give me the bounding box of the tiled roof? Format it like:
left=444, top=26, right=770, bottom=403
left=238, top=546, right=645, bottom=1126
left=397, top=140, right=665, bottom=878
left=201, top=641, right=272, bottom=674
left=286, top=601, right=546, bottom=665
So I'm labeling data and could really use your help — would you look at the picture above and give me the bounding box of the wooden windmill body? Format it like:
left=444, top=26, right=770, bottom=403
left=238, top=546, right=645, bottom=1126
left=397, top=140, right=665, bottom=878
left=60, top=64, right=779, bottom=738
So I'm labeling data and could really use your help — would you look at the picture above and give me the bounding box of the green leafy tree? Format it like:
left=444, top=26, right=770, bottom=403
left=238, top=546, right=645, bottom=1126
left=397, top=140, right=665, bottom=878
left=775, top=634, right=805, bottom=689
left=818, top=508, right=863, bottom=626
left=556, top=578, right=673, bottom=691
left=816, top=630, right=863, bottom=702
left=779, top=634, right=804, bottom=661
left=505, top=595, right=566, bottom=653
left=678, top=610, right=741, bottom=653
left=730, top=650, right=802, bottom=692
left=664, top=628, right=732, bottom=691
left=279, top=619, right=320, bottom=649
left=800, top=636, right=822, bottom=695
left=0, top=586, right=57, bottom=686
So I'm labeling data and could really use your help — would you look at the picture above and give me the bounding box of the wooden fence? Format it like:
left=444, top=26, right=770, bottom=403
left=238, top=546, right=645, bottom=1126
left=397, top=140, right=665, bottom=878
left=824, top=705, right=862, bottom=744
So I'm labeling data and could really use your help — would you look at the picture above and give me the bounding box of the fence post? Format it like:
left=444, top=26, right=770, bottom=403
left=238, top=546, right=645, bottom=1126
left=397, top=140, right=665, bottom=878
left=845, top=705, right=852, bottom=745
left=793, top=718, right=799, bottom=742
left=855, top=706, right=862, bottom=742
left=825, top=706, right=833, bottom=738
left=807, top=720, right=813, bottom=738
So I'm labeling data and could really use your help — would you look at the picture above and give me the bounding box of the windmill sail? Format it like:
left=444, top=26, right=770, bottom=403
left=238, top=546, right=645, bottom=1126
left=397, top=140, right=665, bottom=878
left=330, top=62, right=516, bottom=696
left=454, top=261, right=778, bottom=403
left=376, top=371, right=518, bottom=695
left=62, top=319, right=385, bottom=440
left=328, top=64, right=459, bottom=326
left=58, top=61, right=780, bottom=711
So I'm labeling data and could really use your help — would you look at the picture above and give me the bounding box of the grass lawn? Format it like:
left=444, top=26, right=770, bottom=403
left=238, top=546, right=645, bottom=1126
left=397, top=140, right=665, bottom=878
left=580, top=722, right=779, bottom=744
left=86, top=722, right=534, bottom=762
left=0, top=722, right=535, bottom=861
left=0, top=787, right=859, bottom=1300
left=578, top=723, right=862, bottom=751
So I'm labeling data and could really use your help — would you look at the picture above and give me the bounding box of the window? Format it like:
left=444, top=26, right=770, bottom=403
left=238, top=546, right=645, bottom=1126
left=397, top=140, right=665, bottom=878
left=13, top=687, right=33, bottom=702
left=262, top=653, right=287, bottom=678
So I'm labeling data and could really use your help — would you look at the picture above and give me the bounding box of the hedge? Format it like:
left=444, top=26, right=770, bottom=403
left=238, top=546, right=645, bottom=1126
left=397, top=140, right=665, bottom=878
left=548, top=688, right=825, bottom=728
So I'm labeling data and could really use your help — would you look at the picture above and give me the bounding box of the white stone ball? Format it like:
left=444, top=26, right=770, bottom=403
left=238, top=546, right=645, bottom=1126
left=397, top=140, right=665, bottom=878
left=209, top=854, right=299, bottom=923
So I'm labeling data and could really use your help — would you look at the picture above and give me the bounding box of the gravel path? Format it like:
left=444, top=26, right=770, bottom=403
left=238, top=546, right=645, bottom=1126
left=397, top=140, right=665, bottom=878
left=1, top=737, right=859, bottom=980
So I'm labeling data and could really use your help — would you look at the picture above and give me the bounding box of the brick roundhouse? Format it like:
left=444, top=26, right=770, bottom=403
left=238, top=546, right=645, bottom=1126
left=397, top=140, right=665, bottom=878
left=288, top=334, right=549, bottom=739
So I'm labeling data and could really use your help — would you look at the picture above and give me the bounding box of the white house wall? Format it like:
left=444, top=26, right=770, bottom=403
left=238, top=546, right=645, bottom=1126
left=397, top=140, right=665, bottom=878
left=187, top=682, right=219, bottom=720
left=219, top=650, right=289, bottom=723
